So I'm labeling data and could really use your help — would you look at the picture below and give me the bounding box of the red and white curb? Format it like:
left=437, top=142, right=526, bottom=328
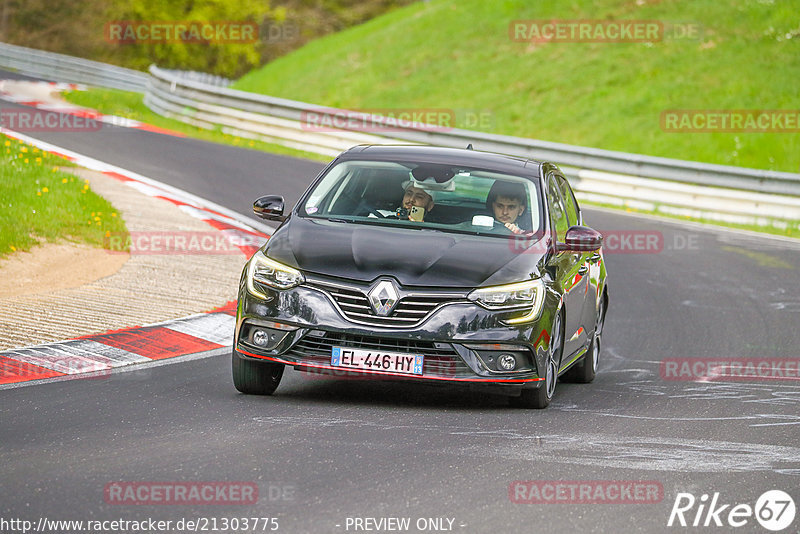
left=0, top=80, right=185, bottom=137
left=0, top=129, right=274, bottom=386
left=0, top=303, right=237, bottom=385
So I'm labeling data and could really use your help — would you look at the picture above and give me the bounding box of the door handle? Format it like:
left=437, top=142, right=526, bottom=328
left=588, top=253, right=601, bottom=262
left=578, top=264, right=589, bottom=275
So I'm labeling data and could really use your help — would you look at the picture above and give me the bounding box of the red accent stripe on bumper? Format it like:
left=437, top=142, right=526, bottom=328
left=237, top=348, right=543, bottom=383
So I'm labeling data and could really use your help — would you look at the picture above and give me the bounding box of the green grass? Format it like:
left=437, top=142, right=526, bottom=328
left=62, top=88, right=330, bottom=163
left=233, top=0, right=800, bottom=174
left=0, top=135, right=128, bottom=259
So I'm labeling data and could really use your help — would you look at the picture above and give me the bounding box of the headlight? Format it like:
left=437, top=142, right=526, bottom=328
left=246, top=251, right=305, bottom=298
left=468, top=279, right=545, bottom=324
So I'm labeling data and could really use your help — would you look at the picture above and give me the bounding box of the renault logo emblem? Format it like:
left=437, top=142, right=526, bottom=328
left=368, top=280, right=399, bottom=316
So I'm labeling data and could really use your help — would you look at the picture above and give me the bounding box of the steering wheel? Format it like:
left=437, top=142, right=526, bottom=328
left=358, top=201, right=390, bottom=218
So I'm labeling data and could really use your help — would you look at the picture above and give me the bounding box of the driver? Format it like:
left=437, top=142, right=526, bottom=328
left=487, top=181, right=528, bottom=234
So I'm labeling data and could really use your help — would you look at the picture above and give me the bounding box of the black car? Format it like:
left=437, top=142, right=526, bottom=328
left=233, top=145, right=608, bottom=408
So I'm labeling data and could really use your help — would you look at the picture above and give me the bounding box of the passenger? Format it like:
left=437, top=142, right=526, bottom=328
left=487, top=181, right=528, bottom=234
left=398, top=180, right=436, bottom=222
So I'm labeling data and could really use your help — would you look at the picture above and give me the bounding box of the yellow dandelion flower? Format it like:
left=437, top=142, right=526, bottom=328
left=33, top=148, right=39, bottom=153
left=41, top=187, right=48, bottom=193
left=111, top=212, right=117, bottom=217
left=9, top=245, right=15, bottom=251
left=96, top=221, right=101, bottom=226
left=35, top=157, right=42, bottom=164
left=24, top=158, right=29, bottom=163
left=105, top=231, right=110, bottom=237
left=20, top=147, right=27, bottom=153
left=91, top=212, right=95, bottom=216
left=62, top=178, right=68, bottom=183
left=37, top=191, right=42, bottom=196
left=4, top=140, right=9, bottom=146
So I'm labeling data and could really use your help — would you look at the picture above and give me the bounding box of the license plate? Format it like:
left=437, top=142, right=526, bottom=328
left=331, top=347, right=424, bottom=375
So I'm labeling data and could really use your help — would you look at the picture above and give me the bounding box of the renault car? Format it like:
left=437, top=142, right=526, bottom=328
left=232, top=145, right=608, bottom=408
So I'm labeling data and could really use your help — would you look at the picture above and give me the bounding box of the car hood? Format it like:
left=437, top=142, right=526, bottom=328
left=264, top=217, right=546, bottom=287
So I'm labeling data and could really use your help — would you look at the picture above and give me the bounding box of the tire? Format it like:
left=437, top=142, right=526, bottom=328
left=566, top=296, right=606, bottom=384
left=511, top=312, right=563, bottom=409
left=232, top=349, right=284, bottom=395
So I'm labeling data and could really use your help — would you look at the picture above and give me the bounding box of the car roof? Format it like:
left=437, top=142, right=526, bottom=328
left=338, top=145, right=547, bottom=179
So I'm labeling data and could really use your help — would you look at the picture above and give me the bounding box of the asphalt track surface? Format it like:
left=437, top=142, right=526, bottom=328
left=1, top=69, right=799, bottom=533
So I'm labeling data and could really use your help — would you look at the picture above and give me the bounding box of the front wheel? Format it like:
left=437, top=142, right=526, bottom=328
left=232, top=349, right=284, bottom=395
left=511, top=312, right=563, bottom=409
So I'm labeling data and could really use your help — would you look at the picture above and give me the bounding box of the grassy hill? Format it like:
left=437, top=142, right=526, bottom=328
left=233, top=0, right=800, bottom=173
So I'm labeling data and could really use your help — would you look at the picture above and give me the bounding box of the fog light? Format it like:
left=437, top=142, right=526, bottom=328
left=252, top=330, right=270, bottom=347
left=497, top=353, right=517, bottom=371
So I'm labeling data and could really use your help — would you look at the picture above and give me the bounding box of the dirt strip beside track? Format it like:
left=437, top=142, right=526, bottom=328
left=0, top=167, right=247, bottom=350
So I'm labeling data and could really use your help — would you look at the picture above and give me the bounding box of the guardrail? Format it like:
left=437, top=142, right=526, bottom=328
left=0, top=42, right=148, bottom=92
left=145, top=66, right=800, bottom=227
left=1, top=41, right=799, bottom=228
left=147, top=66, right=800, bottom=196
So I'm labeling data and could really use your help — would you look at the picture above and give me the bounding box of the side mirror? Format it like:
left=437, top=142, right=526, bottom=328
left=557, top=226, right=603, bottom=252
left=253, top=195, right=286, bottom=222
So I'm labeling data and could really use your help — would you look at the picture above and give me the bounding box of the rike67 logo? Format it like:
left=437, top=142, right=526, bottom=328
left=668, top=490, right=796, bottom=531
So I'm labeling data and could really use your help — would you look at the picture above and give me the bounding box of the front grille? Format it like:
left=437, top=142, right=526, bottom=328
left=305, top=279, right=464, bottom=327
left=288, top=331, right=473, bottom=377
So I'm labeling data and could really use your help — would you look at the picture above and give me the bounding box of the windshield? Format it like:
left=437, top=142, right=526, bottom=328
left=301, top=159, right=542, bottom=238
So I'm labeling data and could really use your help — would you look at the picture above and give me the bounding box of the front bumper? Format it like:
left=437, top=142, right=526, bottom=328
left=235, top=276, right=558, bottom=389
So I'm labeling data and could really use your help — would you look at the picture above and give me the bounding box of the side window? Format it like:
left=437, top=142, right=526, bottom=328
left=556, top=175, right=579, bottom=227
left=546, top=176, right=569, bottom=242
